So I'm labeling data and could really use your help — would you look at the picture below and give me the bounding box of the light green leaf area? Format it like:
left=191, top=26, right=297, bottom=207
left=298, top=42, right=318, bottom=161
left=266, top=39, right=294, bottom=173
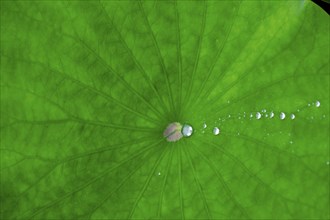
left=1, top=0, right=329, bottom=219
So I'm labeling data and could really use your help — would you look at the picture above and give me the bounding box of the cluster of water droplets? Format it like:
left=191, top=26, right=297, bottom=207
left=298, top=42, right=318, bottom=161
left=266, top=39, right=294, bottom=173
left=161, top=99, right=328, bottom=176
left=196, top=100, right=323, bottom=136
left=165, top=100, right=323, bottom=140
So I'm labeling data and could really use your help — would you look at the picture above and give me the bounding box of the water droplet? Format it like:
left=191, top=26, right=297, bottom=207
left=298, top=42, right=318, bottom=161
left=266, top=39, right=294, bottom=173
left=164, top=122, right=183, bottom=142
left=289, top=140, right=293, bottom=144
left=270, top=112, right=274, bottom=118
left=203, top=123, right=207, bottom=129
left=290, top=114, right=295, bottom=120
left=326, top=161, right=330, bottom=165
left=157, top=172, right=161, bottom=176
left=213, top=127, right=220, bottom=135
left=308, top=103, right=311, bottom=107
left=182, top=124, right=193, bottom=137
left=315, top=100, right=320, bottom=107
left=256, top=112, right=261, bottom=120
left=280, top=112, right=286, bottom=120
left=297, top=109, right=300, bottom=112
left=237, top=132, right=240, bottom=135
left=262, top=109, right=266, bottom=113
left=238, top=116, right=241, bottom=119
left=227, top=100, right=230, bottom=103
left=250, top=113, right=253, bottom=118
left=265, top=114, right=268, bottom=118
left=228, top=115, right=231, bottom=118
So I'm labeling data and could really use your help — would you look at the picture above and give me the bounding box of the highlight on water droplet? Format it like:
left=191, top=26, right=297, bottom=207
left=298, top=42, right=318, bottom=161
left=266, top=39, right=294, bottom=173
left=213, top=127, right=220, bottom=135
left=270, top=112, right=274, bottom=118
left=290, top=114, right=295, bottom=120
left=182, top=124, right=193, bottom=137
left=315, top=100, right=320, bottom=107
left=256, top=112, right=261, bottom=120
left=280, top=112, right=286, bottom=120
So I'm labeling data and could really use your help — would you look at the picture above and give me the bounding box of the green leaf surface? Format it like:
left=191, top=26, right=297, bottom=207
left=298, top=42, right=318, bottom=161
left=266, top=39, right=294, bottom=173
left=1, top=0, right=329, bottom=219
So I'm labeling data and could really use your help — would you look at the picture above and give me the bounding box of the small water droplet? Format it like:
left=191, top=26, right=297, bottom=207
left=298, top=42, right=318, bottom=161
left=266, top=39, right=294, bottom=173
left=315, top=100, right=320, bottom=107
left=308, top=103, right=311, bottom=107
left=237, top=132, right=240, bottom=135
left=262, top=109, right=266, bottom=113
left=203, top=123, right=207, bottom=129
left=297, top=109, right=300, bottom=112
left=182, top=124, right=193, bottom=137
left=290, top=114, right=295, bottom=120
left=280, top=112, right=286, bottom=120
left=289, top=141, right=293, bottom=144
left=213, top=127, right=220, bottom=135
left=228, top=115, right=231, bottom=118
left=265, top=114, right=268, bottom=118
left=270, top=112, right=274, bottom=118
left=256, top=112, right=261, bottom=120
left=227, top=100, right=230, bottom=103
left=158, top=172, right=161, bottom=176
left=326, top=161, right=330, bottom=165
left=250, top=113, right=253, bottom=118
left=238, top=116, right=241, bottom=119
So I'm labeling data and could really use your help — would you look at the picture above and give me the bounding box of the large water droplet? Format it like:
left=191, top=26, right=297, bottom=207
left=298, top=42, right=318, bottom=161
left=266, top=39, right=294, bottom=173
left=280, top=112, right=286, bottom=120
left=164, top=122, right=183, bottom=142
left=256, top=112, right=261, bottom=120
left=213, top=127, right=220, bottom=135
left=315, top=100, right=321, bottom=107
left=182, top=124, right=193, bottom=137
